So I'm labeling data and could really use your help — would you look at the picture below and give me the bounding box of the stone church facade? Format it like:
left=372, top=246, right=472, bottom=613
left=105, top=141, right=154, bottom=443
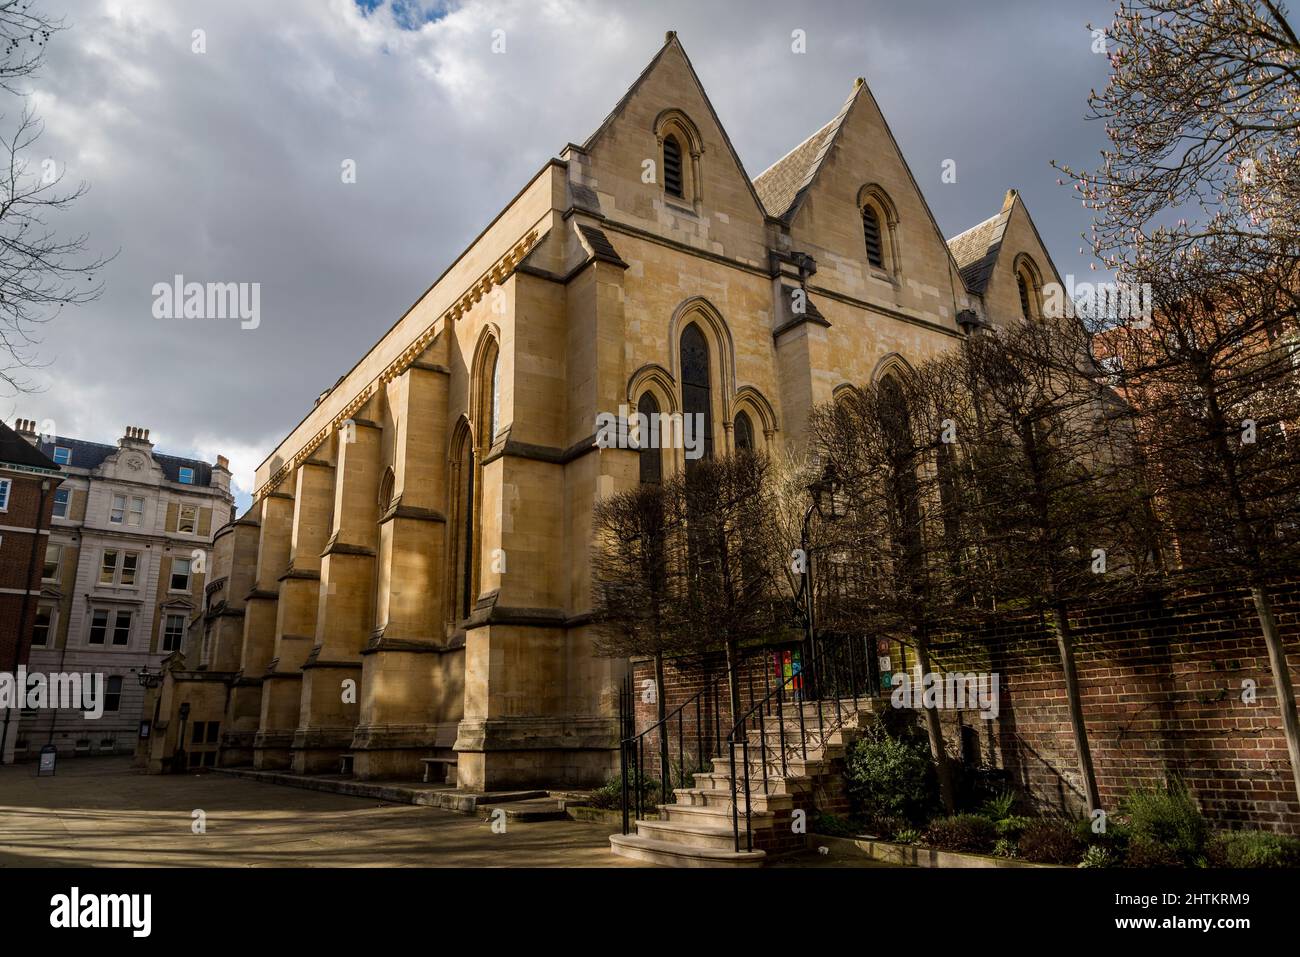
left=140, top=33, right=1065, bottom=790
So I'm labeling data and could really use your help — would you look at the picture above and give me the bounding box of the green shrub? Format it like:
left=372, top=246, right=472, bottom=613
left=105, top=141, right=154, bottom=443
left=1206, top=830, right=1300, bottom=868
left=586, top=772, right=660, bottom=810
left=1121, top=779, right=1209, bottom=865
left=980, top=788, right=1017, bottom=823
left=1078, top=845, right=1118, bottom=869
left=992, top=837, right=1018, bottom=859
left=893, top=827, right=921, bottom=845
left=995, top=815, right=1033, bottom=840
left=1018, top=818, right=1085, bottom=865
left=1124, top=836, right=1183, bottom=868
left=844, top=724, right=940, bottom=827
left=926, top=813, right=998, bottom=853
left=811, top=811, right=856, bottom=837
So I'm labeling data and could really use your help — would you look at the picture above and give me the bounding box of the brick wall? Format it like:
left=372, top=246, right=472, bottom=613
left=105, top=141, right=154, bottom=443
left=0, top=473, right=56, bottom=673
left=928, top=575, right=1300, bottom=834
left=639, top=572, right=1300, bottom=836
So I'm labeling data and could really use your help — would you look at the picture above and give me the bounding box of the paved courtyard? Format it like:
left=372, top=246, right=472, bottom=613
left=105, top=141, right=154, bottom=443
left=0, top=757, right=882, bottom=868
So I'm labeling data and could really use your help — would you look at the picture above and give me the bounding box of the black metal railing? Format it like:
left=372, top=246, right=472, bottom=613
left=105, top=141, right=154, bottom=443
left=618, top=665, right=732, bottom=836
left=616, top=634, right=880, bottom=851
left=725, top=632, right=878, bottom=853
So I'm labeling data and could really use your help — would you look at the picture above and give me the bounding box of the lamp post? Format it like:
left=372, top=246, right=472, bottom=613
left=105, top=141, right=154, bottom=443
left=799, top=462, right=840, bottom=701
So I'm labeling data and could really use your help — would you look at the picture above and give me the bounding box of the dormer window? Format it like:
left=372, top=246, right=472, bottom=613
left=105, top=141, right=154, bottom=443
left=663, top=134, right=684, bottom=199
left=178, top=466, right=195, bottom=485
left=53, top=446, right=71, bottom=466
left=862, top=206, right=884, bottom=269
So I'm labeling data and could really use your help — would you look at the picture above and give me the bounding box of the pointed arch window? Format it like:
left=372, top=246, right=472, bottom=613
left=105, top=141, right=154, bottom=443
left=663, top=135, right=684, bottom=199
left=680, top=324, right=713, bottom=463
left=862, top=205, right=885, bottom=269
left=637, top=392, right=662, bottom=485
left=1017, top=272, right=1034, bottom=321
left=489, top=353, right=500, bottom=443
left=1016, top=257, right=1042, bottom=322
left=734, top=411, right=755, bottom=453
left=459, top=440, right=475, bottom=620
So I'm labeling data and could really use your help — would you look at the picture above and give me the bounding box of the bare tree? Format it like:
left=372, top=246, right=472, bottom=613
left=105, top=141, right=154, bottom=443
left=0, top=2, right=106, bottom=393
left=809, top=373, right=962, bottom=813
left=591, top=480, right=685, bottom=773
left=1061, top=0, right=1300, bottom=805
left=947, top=312, right=1159, bottom=815
left=1101, top=249, right=1300, bottom=807
left=671, top=452, right=785, bottom=720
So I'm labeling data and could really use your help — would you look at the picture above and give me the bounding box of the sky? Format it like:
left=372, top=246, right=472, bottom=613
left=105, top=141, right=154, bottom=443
left=7, top=0, right=1116, bottom=512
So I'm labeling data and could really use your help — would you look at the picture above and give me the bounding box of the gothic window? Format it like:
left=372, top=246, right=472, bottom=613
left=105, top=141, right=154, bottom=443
left=459, top=439, right=475, bottom=620
left=734, top=410, right=755, bottom=453
left=378, top=467, right=395, bottom=513
left=663, top=135, right=684, bottom=199
left=489, top=354, right=500, bottom=443
left=637, top=392, right=662, bottom=485
left=862, top=205, right=885, bottom=269
left=1016, top=258, right=1041, bottom=321
left=680, top=324, right=714, bottom=463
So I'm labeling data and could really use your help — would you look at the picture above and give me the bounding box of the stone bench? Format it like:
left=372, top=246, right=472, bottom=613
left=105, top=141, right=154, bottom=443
left=421, top=757, right=456, bottom=784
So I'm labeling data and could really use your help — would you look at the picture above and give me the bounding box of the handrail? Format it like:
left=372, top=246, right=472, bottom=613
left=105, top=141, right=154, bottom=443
left=725, top=632, right=876, bottom=853
left=617, top=665, right=732, bottom=835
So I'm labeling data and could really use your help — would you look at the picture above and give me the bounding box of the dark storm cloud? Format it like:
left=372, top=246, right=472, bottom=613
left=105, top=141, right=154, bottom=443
left=12, top=0, right=1115, bottom=509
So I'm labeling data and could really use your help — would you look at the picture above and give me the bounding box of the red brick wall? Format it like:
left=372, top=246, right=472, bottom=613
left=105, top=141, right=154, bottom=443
left=0, top=473, right=57, bottom=674
left=928, top=576, right=1300, bottom=834
left=640, top=573, right=1300, bottom=836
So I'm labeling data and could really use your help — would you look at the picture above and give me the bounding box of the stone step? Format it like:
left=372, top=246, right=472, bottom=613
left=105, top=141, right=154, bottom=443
left=480, top=797, right=568, bottom=821
left=692, top=771, right=812, bottom=795
left=713, top=754, right=829, bottom=778
left=672, top=786, right=796, bottom=813
left=635, top=817, right=745, bottom=851
left=609, top=833, right=766, bottom=868
left=735, top=737, right=845, bottom=763
left=658, top=802, right=776, bottom=828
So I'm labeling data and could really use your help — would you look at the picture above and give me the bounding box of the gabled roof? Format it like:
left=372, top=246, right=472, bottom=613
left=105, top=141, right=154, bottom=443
left=581, top=32, right=769, bottom=220
left=753, top=83, right=860, bottom=223
left=0, top=420, right=59, bottom=472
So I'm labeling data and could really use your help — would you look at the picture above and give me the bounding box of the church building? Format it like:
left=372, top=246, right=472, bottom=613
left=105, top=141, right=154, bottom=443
left=140, top=32, right=1065, bottom=790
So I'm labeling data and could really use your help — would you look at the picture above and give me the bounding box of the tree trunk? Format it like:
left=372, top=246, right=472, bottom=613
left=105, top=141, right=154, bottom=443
left=914, top=635, right=956, bottom=813
left=1049, top=603, right=1101, bottom=815
left=723, top=638, right=742, bottom=724
left=1248, top=584, right=1300, bottom=808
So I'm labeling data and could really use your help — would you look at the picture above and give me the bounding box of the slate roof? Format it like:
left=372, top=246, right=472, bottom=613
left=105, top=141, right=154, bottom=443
left=0, top=420, right=60, bottom=471
left=753, top=119, right=837, bottom=222
left=946, top=208, right=1011, bottom=294
left=753, top=84, right=859, bottom=223
left=35, top=435, right=213, bottom=486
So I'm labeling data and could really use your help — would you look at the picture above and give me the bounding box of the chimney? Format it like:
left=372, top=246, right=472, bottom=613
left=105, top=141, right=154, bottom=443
left=215, top=455, right=230, bottom=471
left=121, top=425, right=153, bottom=449
left=14, top=418, right=39, bottom=446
